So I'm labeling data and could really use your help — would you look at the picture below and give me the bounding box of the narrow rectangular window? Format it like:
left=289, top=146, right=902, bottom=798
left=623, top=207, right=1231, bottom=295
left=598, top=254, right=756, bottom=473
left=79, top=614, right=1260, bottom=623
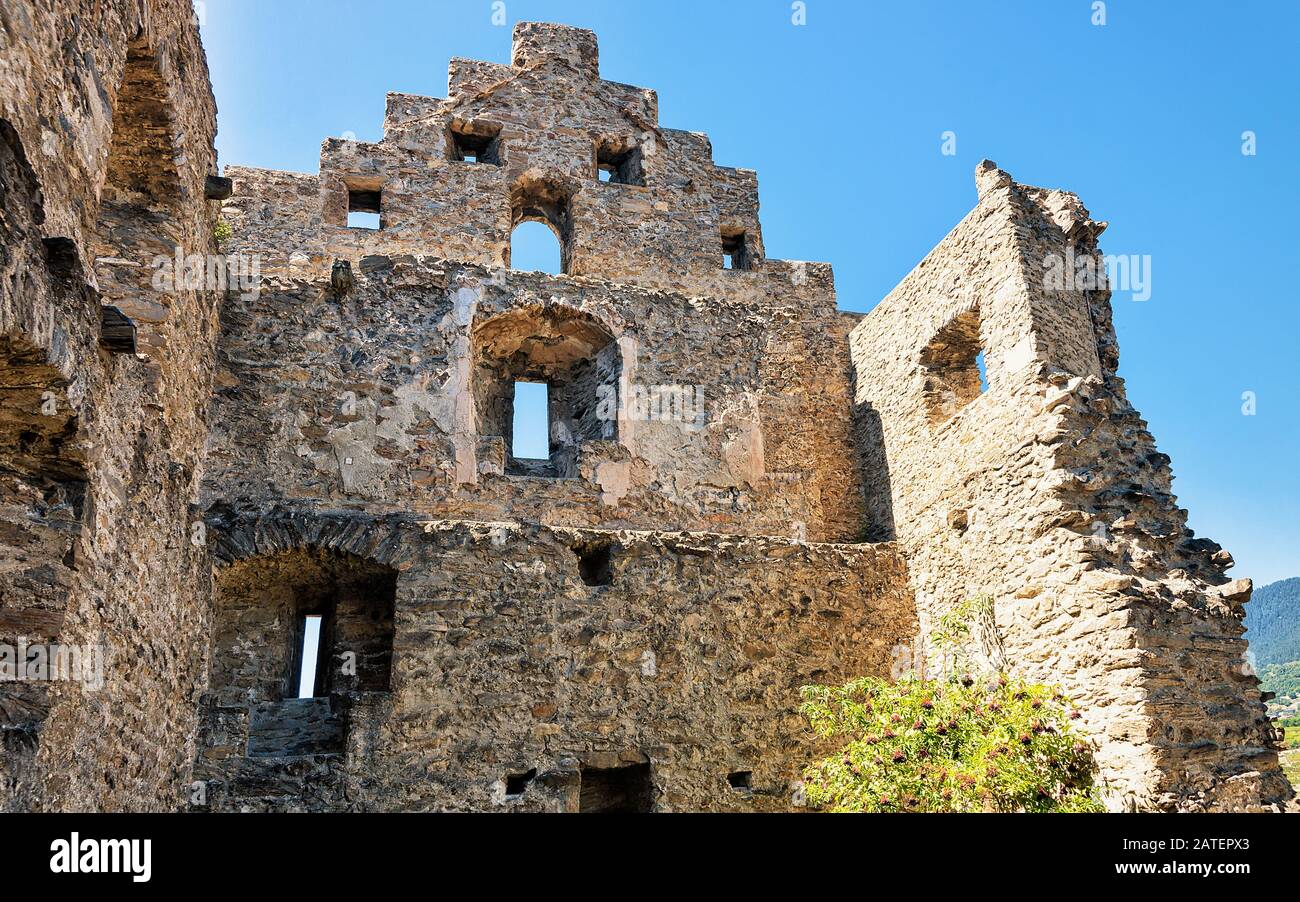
left=296, top=614, right=324, bottom=699
left=448, top=121, right=503, bottom=165
left=722, top=230, right=748, bottom=270
left=595, top=140, right=644, bottom=186
left=512, top=381, right=550, bottom=459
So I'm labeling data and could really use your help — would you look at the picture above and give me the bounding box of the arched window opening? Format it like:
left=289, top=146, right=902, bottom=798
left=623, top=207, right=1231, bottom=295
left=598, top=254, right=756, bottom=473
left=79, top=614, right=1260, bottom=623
left=90, top=40, right=185, bottom=359
left=508, top=176, right=574, bottom=274
left=509, top=220, right=563, bottom=275
left=472, top=307, right=620, bottom=478
left=920, top=307, right=987, bottom=427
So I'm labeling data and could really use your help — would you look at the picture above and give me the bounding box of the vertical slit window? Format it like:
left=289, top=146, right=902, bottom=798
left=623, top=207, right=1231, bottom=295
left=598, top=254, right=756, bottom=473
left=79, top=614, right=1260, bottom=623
left=296, top=614, right=324, bottom=699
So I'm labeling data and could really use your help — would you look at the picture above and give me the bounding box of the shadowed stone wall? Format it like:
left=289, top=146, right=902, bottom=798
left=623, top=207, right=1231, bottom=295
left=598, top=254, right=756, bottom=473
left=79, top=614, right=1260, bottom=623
left=0, top=0, right=221, bottom=811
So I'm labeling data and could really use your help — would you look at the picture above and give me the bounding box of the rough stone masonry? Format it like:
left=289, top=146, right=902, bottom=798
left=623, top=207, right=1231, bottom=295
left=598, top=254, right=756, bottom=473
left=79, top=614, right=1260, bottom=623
left=0, top=6, right=1287, bottom=812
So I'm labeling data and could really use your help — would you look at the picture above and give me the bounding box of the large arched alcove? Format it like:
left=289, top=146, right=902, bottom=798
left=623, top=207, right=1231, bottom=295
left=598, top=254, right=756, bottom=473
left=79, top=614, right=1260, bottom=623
left=472, top=306, right=621, bottom=478
left=203, top=548, right=397, bottom=759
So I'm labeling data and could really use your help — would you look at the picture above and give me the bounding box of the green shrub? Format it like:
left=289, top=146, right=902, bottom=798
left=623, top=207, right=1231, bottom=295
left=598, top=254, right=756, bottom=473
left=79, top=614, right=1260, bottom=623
left=799, top=598, right=1104, bottom=812
left=212, top=217, right=232, bottom=246
left=800, top=673, right=1103, bottom=812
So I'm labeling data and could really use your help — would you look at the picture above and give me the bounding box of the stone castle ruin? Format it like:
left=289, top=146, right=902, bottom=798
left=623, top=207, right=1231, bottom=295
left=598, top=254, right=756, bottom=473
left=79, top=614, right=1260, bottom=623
left=0, top=4, right=1289, bottom=812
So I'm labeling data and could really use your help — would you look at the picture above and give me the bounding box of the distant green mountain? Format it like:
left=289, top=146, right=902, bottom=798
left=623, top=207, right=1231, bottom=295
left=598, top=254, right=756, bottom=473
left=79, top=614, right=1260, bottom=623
left=1261, top=662, right=1300, bottom=715
left=1245, top=577, right=1300, bottom=668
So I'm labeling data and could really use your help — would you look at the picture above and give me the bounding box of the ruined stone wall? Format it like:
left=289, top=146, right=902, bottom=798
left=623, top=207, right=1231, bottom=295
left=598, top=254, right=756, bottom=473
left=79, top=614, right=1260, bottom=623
left=203, top=257, right=857, bottom=541
left=849, top=161, right=1289, bottom=811
left=7, top=10, right=1269, bottom=815
left=185, top=24, right=902, bottom=813
left=234, top=24, right=765, bottom=298
left=211, top=23, right=862, bottom=542
left=0, top=0, right=221, bottom=811
left=192, top=515, right=915, bottom=812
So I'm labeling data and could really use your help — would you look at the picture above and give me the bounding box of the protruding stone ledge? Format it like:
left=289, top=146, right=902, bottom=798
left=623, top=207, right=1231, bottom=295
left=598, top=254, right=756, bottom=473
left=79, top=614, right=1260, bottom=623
left=204, top=174, right=233, bottom=200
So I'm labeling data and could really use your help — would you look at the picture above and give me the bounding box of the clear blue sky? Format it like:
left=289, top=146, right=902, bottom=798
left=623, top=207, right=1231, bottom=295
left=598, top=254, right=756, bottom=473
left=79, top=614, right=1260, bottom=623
left=201, top=0, right=1299, bottom=585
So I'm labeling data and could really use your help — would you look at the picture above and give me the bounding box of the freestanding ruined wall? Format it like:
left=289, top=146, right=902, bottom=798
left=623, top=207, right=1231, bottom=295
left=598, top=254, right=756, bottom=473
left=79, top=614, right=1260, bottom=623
left=849, top=160, right=1289, bottom=811
left=0, top=0, right=221, bottom=811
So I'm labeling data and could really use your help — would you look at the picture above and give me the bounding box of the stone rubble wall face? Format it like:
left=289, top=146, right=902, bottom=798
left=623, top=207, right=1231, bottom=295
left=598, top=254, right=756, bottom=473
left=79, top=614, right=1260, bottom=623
left=0, top=0, right=220, bottom=811
left=193, top=516, right=916, bottom=812
left=213, top=22, right=864, bottom=543
left=203, top=257, right=860, bottom=542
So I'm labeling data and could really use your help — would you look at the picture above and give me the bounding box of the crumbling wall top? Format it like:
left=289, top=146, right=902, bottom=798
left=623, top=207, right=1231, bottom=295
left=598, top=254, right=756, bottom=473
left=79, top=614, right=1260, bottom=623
left=511, top=22, right=599, bottom=77
left=222, top=21, right=843, bottom=302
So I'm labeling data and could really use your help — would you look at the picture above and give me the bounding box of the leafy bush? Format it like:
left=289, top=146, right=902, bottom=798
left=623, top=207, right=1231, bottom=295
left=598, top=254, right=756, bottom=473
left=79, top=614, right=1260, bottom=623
left=212, top=217, right=233, bottom=246
left=800, top=674, right=1103, bottom=812
left=800, top=598, right=1103, bottom=812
